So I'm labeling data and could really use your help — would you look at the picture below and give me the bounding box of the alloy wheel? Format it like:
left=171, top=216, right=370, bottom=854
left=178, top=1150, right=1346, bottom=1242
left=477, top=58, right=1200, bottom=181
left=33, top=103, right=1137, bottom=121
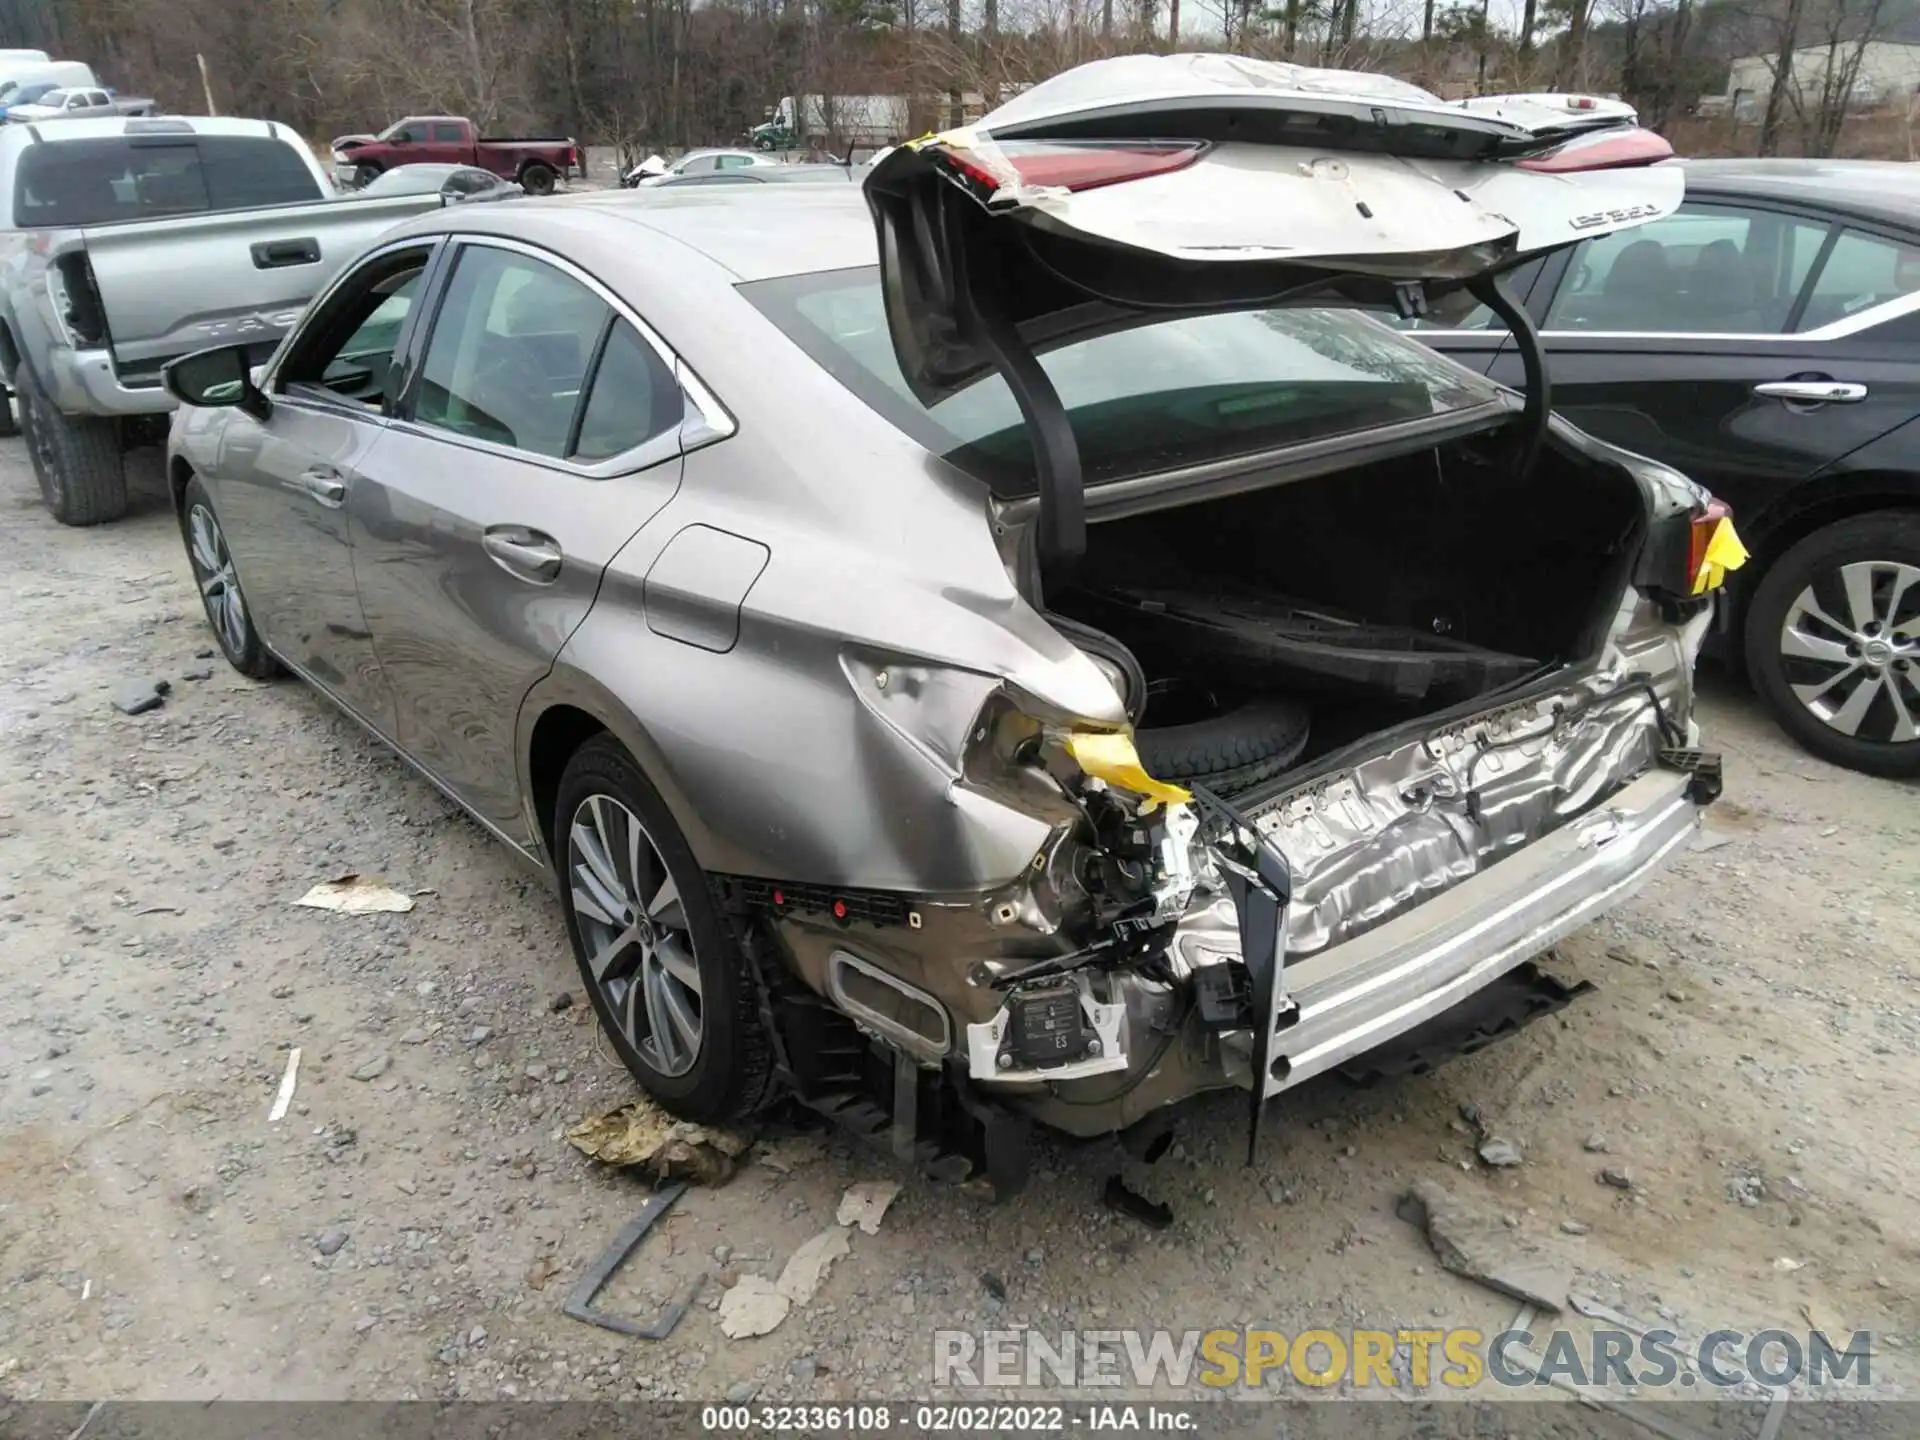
left=187, top=503, right=249, bottom=659
left=1778, top=559, right=1920, bottom=744
left=566, top=794, right=703, bottom=1077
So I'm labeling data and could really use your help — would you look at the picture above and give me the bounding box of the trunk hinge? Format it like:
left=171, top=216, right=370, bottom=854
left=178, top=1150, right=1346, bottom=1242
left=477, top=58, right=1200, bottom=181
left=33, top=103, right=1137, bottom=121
left=1466, top=270, right=1550, bottom=487
left=961, top=273, right=1084, bottom=602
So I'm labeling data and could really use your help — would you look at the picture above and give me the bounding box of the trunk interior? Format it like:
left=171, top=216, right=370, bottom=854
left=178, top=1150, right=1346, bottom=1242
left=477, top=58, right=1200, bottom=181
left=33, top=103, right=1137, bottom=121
left=1052, top=427, right=1648, bottom=781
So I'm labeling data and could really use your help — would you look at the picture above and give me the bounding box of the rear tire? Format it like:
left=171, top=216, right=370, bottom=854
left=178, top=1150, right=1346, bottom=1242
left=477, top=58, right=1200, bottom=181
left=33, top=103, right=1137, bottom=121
left=556, top=736, right=774, bottom=1123
left=1743, top=511, right=1920, bottom=777
left=352, top=164, right=382, bottom=189
left=520, top=162, right=557, bottom=197
left=0, top=387, right=18, bottom=438
left=17, top=366, right=126, bottom=526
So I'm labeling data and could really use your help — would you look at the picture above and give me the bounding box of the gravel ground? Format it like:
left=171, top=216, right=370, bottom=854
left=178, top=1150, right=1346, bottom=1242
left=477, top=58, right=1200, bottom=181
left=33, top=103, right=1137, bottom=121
left=1, top=442, right=1916, bottom=1408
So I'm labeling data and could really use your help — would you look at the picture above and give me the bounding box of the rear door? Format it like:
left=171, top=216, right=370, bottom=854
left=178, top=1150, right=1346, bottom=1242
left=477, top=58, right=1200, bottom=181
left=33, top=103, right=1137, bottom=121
left=49, top=133, right=438, bottom=381
left=348, top=237, right=694, bottom=843
left=1487, top=199, right=1920, bottom=528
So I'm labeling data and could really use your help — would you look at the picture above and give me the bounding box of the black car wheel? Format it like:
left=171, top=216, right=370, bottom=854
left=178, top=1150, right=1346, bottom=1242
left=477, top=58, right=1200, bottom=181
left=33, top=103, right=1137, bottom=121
left=180, top=477, right=281, bottom=679
left=555, top=736, right=773, bottom=1123
left=1743, top=511, right=1920, bottom=777
left=520, top=163, right=557, bottom=197
left=17, top=366, right=126, bottom=526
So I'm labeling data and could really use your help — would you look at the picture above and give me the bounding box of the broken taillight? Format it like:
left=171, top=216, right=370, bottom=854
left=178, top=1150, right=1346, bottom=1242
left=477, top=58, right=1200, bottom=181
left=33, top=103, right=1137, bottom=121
left=939, top=139, right=1208, bottom=196
left=1515, top=126, right=1672, bottom=172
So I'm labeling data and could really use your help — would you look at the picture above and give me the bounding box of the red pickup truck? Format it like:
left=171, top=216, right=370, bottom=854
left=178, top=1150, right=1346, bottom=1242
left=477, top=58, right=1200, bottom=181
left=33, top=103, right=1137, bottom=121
left=330, top=116, right=584, bottom=195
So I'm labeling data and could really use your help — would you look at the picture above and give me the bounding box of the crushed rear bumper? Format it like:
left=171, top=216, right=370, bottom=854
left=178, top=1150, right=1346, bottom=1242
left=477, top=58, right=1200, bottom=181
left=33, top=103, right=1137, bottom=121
left=1223, top=765, right=1699, bottom=1096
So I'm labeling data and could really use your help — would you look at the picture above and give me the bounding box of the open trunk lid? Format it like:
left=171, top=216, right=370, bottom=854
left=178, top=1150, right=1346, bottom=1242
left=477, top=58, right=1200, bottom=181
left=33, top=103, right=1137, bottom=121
left=864, top=55, right=1680, bottom=407
left=863, top=55, right=1681, bottom=581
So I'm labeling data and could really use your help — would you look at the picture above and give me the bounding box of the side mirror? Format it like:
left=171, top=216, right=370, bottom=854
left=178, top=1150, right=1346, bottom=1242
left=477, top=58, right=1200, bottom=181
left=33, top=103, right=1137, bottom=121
left=165, top=344, right=270, bottom=420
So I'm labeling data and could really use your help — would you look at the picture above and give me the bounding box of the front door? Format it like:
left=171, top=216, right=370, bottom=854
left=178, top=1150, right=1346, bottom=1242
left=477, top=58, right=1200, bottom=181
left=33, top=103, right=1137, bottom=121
left=210, top=240, right=439, bottom=732
left=349, top=238, right=691, bottom=842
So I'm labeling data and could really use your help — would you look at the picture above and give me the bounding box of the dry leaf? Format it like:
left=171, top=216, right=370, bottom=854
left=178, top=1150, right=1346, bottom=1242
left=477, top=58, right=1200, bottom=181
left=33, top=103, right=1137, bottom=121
left=776, top=1227, right=850, bottom=1307
left=836, top=1179, right=901, bottom=1234
left=566, top=1097, right=749, bottom=1185
left=718, top=1275, right=790, bottom=1338
left=757, top=1134, right=827, bottom=1174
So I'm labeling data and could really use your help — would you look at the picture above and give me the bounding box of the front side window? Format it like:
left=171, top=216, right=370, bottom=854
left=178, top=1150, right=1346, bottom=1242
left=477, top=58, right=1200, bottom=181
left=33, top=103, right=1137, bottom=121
left=718, top=154, right=756, bottom=170
left=278, top=248, right=433, bottom=409
left=1544, top=203, right=1828, bottom=335
left=678, top=155, right=717, bottom=175
left=1795, top=227, right=1920, bottom=331
left=412, top=245, right=611, bottom=458
left=744, top=268, right=1499, bottom=490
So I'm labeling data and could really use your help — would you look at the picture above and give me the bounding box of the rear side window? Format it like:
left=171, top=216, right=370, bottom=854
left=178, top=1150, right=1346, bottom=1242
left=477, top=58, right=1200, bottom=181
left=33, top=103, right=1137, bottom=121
left=412, top=245, right=610, bottom=458
left=1544, top=203, right=1828, bottom=335
left=573, top=320, right=683, bottom=460
left=743, top=268, right=1498, bottom=491
left=1794, top=228, right=1920, bottom=332
left=412, top=246, right=683, bottom=462
left=12, top=135, right=323, bottom=227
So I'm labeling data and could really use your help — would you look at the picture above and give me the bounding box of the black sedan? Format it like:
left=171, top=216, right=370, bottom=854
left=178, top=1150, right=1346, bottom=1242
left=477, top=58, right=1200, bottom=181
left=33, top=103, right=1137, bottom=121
left=1412, top=158, right=1920, bottom=777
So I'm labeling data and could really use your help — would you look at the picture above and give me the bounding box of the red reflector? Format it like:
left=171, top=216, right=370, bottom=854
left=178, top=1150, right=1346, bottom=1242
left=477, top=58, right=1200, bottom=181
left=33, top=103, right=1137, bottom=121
left=943, top=140, right=1207, bottom=195
left=1516, top=127, right=1672, bottom=172
left=1688, top=499, right=1732, bottom=585
left=832, top=899, right=849, bottom=920
left=771, top=889, right=785, bottom=907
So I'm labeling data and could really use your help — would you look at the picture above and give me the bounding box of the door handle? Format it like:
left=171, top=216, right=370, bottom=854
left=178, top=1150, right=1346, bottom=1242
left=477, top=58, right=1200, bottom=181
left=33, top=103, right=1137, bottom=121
left=298, top=467, right=346, bottom=507
left=483, top=527, right=563, bottom=583
left=251, top=236, right=322, bottom=269
left=1754, top=380, right=1868, bottom=404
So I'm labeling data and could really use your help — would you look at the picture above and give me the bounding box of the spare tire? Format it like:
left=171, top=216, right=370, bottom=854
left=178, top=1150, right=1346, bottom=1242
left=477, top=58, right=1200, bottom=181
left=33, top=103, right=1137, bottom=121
left=1136, top=698, right=1311, bottom=796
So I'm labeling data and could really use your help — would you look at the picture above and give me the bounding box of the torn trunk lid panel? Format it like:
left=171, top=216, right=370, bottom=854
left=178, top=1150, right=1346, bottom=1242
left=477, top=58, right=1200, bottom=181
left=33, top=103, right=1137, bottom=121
left=863, top=54, right=1681, bottom=409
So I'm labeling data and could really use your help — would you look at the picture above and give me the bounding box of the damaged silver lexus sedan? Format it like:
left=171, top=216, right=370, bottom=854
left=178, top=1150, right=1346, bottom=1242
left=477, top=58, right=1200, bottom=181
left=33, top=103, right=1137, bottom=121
left=162, top=57, right=1744, bottom=1189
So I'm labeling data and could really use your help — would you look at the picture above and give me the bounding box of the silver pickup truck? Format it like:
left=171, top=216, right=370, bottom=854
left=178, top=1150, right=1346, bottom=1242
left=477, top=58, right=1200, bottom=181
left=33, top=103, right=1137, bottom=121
left=0, top=115, right=445, bottom=525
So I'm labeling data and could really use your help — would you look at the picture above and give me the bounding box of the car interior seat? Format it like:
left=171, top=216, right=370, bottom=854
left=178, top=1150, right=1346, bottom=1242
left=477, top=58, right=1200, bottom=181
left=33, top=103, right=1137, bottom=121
left=1688, top=239, right=1765, bottom=333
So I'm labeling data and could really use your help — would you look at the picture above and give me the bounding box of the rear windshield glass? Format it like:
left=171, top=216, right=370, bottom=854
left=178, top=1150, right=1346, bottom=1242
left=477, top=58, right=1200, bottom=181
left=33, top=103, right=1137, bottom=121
left=742, top=267, right=1501, bottom=490
left=12, top=135, right=323, bottom=227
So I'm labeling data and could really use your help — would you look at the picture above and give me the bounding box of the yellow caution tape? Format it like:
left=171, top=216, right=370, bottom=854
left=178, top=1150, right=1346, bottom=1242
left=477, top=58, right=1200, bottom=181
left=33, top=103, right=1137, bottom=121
left=1065, top=731, right=1192, bottom=807
left=1692, top=517, right=1751, bottom=595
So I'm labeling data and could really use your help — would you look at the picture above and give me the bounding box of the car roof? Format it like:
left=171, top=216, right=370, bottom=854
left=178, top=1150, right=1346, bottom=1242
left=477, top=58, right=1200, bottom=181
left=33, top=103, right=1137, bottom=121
left=553, top=186, right=877, bottom=279
left=1680, top=158, right=1920, bottom=229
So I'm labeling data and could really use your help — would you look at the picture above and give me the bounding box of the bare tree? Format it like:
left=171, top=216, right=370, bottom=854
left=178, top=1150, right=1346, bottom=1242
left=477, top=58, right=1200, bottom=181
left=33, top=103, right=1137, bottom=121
left=1757, top=0, right=1812, bottom=153
left=1803, top=0, right=1888, bottom=154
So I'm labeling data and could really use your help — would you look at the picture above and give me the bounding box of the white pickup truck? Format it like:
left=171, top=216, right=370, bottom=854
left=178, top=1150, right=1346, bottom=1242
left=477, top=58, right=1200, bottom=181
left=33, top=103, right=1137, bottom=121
left=3, top=85, right=159, bottom=122
left=0, top=115, right=446, bottom=525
